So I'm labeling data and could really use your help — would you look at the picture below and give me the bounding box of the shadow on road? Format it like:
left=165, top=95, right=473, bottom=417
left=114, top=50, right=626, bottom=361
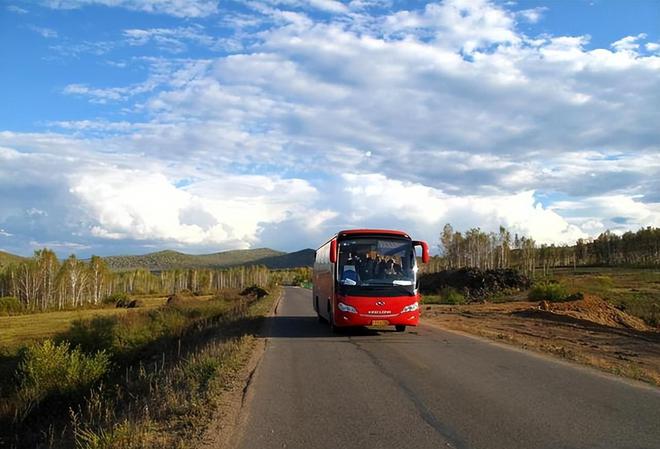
left=230, top=315, right=407, bottom=339
left=262, top=315, right=386, bottom=338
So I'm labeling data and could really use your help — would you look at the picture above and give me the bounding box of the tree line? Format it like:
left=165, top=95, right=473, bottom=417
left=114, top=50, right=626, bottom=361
left=434, top=225, right=660, bottom=276
left=0, top=249, right=311, bottom=312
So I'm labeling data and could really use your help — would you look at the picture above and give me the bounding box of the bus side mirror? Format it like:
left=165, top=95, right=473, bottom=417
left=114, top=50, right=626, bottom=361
left=413, top=240, right=430, bottom=264
left=330, top=239, right=337, bottom=263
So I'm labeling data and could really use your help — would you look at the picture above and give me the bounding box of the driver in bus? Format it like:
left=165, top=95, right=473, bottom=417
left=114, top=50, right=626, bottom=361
left=341, top=252, right=359, bottom=285
left=341, top=264, right=358, bottom=285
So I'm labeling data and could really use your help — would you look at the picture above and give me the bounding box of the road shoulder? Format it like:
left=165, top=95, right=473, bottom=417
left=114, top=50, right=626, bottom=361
left=422, top=303, right=660, bottom=387
left=198, top=288, right=284, bottom=449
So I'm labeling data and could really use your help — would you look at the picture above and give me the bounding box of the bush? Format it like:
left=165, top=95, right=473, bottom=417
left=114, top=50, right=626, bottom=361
left=0, top=296, right=23, bottom=315
left=440, top=287, right=466, bottom=304
left=565, top=292, right=584, bottom=301
left=17, top=340, right=110, bottom=404
left=103, top=292, right=130, bottom=306
left=115, top=298, right=143, bottom=308
left=529, top=282, right=570, bottom=302
left=240, top=285, right=269, bottom=299
left=422, top=288, right=465, bottom=305
left=65, top=316, right=118, bottom=353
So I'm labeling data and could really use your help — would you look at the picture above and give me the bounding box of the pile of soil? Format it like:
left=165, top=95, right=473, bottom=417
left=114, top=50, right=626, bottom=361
left=534, top=294, right=650, bottom=332
left=420, top=268, right=530, bottom=300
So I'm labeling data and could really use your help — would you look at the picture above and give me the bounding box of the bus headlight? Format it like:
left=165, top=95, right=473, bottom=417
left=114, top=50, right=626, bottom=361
left=402, top=302, right=419, bottom=313
left=337, top=302, right=357, bottom=314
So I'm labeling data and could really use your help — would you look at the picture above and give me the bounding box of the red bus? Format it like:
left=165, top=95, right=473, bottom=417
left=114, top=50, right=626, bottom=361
left=313, top=229, right=429, bottom=332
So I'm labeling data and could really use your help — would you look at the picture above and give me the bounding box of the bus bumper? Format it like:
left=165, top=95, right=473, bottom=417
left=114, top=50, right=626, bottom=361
left=334, top=310, right=420, bottom=327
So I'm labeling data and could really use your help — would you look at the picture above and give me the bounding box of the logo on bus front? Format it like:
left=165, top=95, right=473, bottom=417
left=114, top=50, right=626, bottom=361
left=375, top=300, right=385, bottom=306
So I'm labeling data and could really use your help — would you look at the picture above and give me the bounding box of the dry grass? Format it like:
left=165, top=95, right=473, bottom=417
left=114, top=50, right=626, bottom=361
left=0, top=296, right=208, bottom=349
left=0, top=288, right=279, bottom=449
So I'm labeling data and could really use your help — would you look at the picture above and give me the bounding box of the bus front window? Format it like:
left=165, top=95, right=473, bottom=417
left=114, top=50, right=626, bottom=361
left=338, top=238, right=416, bottom=289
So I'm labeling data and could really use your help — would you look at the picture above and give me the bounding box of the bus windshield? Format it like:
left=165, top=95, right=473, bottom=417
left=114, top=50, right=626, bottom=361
left=337, top=237, right=416, bottom=288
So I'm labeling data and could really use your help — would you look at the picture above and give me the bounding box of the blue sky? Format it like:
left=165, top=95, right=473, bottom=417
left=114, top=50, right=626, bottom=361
left=1, top=0, right=659, bottom=257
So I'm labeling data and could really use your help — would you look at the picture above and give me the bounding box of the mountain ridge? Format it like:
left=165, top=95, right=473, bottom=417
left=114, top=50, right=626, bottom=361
left=100, top=247, right=314, bottom=271
left=0, top=250, right=27, bottom=268
left=0, top=247, right=316, bottom=271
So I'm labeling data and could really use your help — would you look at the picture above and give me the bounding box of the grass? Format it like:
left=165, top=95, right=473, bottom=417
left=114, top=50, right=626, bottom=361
left=529, top=282, right=570, bottom=302
left=0, top=296, right=22, bottom=315
left=422, top=287, right=465, bottom=305
left=0, top=286, right=279, bottom=449
left=541, top=267, right=660, bottom=326
left=17, top=340, right=110, bottom=406
left=0, top=297, right=168, bottom=349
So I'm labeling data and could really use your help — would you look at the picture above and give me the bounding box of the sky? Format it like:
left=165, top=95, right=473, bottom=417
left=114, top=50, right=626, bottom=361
left=0, top=0, right=659, bottom=257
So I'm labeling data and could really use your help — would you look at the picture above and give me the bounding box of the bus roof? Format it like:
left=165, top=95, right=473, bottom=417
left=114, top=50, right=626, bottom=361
left=337, top=229, right=410, bottom=239
left=317, top=229, right=411, bottom=250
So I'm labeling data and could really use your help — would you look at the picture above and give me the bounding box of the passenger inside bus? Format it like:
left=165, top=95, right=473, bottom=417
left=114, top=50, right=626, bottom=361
left=338, top=239, right=415, bottom=286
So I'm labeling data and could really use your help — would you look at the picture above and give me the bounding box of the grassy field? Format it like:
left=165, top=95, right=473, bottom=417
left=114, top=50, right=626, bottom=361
left=0, top=287, right=279, bottom=449
left=546, top=267, right=660, bottom=326
left=0, top=296, right=169, bottom=349
left=421, top=267, right=660, bottom=327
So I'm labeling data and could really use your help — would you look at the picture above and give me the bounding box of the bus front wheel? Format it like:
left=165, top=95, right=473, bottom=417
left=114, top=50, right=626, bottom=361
left=395, top=325, right=406, bottom=333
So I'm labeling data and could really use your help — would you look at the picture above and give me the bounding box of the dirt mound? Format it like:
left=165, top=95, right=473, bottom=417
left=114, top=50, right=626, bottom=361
left=420, top=268, right=530, bottom=300
left=533, top=294, right=650, bottom=331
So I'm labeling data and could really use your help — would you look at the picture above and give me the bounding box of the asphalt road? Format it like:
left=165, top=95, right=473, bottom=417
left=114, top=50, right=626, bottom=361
left=234, top=287, right=660, bottom=449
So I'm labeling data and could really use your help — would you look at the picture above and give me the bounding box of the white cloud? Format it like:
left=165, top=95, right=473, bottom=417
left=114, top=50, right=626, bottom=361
left=122, top=26, right=216, bottom=53
left=341, top=173, right=587, bottom=245
left=70, top=166, right=323, bottom=246
left=63, top=58, right=211, bottom=103
left=646, top=42, right=660, bottom=52
left=41, top=0, right=218, bottom=17
left=517, top=7, right=546, bottom=24
left=384, top=0, right=519, bottom=53
left=28, top=26, right=58, bottom=38
left=0, top=140, right=332, bottom=251
left=551, top=195, right=660, bottom=229
left=7, top=5, right=28, bottom=14
left=28, top=240, right=91, bottom=251
left=309, top=0, right=349, bottom=13
left=2, top=0, right=660, bottom=254
left=611, top=33, right=647, bottom=53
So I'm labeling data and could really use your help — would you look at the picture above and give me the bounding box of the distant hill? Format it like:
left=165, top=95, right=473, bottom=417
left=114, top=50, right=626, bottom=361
left=247, top=249, right=316, bottom=269
left=102, top=247, right=314, bottom=271
left=0, top=250, right=26, bottom=268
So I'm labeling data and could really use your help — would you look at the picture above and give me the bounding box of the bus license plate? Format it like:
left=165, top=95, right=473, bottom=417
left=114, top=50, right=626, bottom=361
left=371, top=320, right=389, bottom=326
